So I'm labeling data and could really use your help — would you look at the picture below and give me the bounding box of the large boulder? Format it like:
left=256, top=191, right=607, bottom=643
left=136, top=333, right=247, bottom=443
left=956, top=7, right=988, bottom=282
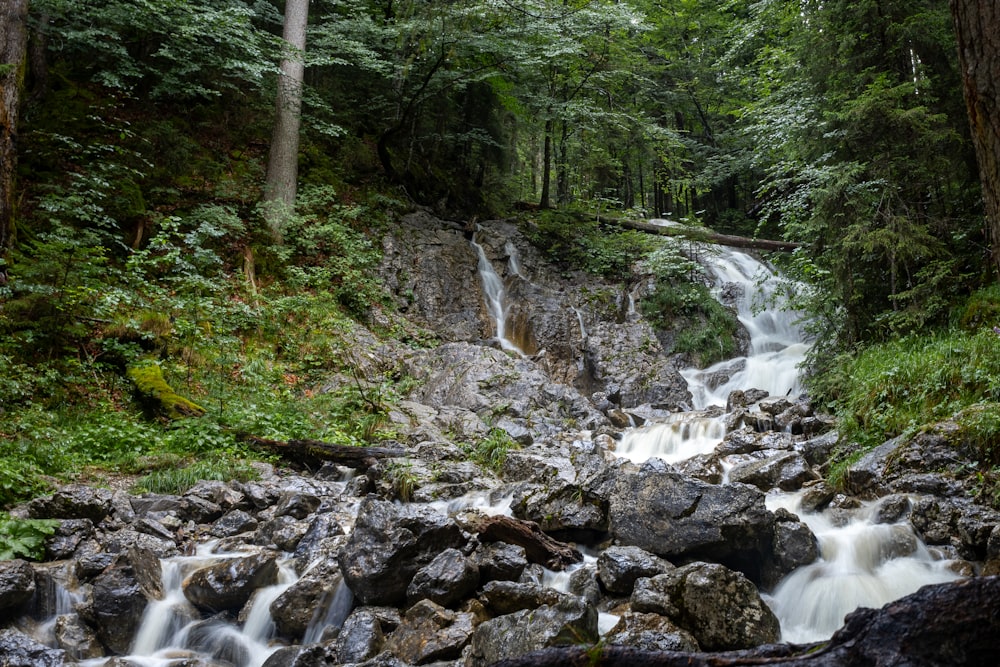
left=337, top=497, right=467, bottom=606
left=630, top=562, right=780, bottom=651
left=27, top=485, right=114, bottom=523
left=84, top=549, right=162, bottom=654
left=0, top=559, right=35, bottom=614
left=608, top=460, right=775, bottom=582
left=0, top=629, right=66, bottom=667
left=467, top=594, right=598, bottom=667
left=270, top=559, right=348, bottom=638
left=386, top=598, right=476, bottom=664
left=603, top=612, right=700, bottom=653
left=597, top=545, right=675, bottom=595
left=182, top=550, right=279, bottom=613
left=406, top=548, right=480, bottom=608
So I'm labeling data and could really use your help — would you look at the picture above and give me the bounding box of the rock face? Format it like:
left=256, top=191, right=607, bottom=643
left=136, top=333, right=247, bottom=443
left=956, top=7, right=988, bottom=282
left=608, top=460, right=775, bottom=582
left=337, top=497, right=468, bottom=605
left=183, top=550, right=279, bottom=612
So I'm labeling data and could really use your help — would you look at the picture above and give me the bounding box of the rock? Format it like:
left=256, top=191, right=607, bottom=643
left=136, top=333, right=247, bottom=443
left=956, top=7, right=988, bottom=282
left=292, top=512, right=345, bottom=564
left=28, top=485, right=113, bottom=523
left=798, top=480, right=837, bottom=513
left=334, top=607, right=387, bottom=663
left=479, top=580, right=569, bottom=615
left=53, top=613, right=104, bottom=659
left=472, top=542, right=528, bottom=584
left=44, top=518, right=95, bottom=559
left=86, top=550, right=159, bottom=654
left=762, top=514, right=819, bottom=588
left=467, top=594, right=598, bottom=667
left=273, top=490, right=321, bottom=520
left=337, top=496, right=467, bottom=605
left=183, top=550, right=279, bottom=612
left=597, top=546, right=675, bottom=595
left=631, top=562, right=780, bottom=650
left=608, top=460, right=775, bottom=582
left=727, top=451, right=818, bottom=492
left=270, top=559, right=346, bottom=638
left=211, top=509, right=259, bottom=537
left=0, top=628, right=66, bottom=667
left=0, top=559, right=35, bottom=614
left=386, top=598, right=476, bottom=664
left=604, top=612, right=700, bottom=652
left=258, top=515, right=309, bottom=551
left=406, top=548, right=480, bottom=608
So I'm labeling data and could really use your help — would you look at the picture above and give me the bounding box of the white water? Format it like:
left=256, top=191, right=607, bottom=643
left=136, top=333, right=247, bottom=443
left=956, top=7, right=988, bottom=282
left=765, top=493, right=961, bottom=643
left=472, top=234, right=527, bottom=356
left=615, top=242, right=960, bottom=642
left=682, top=249, right=808, bottom=409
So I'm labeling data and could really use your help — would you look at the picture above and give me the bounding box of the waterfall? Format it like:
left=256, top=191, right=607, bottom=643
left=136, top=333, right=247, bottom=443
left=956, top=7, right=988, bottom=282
left=614, top=243, right=960, bottom=643
left=471, top=234, right=527, bottom=356
left=682, top=248, right=809, bottom=409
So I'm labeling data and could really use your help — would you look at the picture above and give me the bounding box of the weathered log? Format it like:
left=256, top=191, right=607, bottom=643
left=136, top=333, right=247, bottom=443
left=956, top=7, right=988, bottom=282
left=242, top=436, right=405, bottom=469
left=615, top=219, right=801, bottom=252
left=460, top=513, right=582, bottom=571
left=491, top=575, right=1000, bottom=666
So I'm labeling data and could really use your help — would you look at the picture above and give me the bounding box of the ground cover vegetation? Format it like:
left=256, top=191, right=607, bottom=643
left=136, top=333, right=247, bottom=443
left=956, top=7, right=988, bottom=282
left=0, top=0, right=999, bottom=532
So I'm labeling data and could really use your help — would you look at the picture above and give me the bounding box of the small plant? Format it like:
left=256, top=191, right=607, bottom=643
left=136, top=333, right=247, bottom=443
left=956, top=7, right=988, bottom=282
left=465, top=428, right=518, bottom=472
left=383, top=460, right=418, bottom=502
left=0, top=514, right=60, bottom=561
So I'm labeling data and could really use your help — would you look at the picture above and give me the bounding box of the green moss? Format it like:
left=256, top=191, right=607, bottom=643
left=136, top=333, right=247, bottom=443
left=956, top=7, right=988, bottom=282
left=127, top=363, right=206, bottom=419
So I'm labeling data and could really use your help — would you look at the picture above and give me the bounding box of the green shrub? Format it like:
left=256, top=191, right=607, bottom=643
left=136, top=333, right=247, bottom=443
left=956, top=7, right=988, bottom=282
left=0, top=515, right=60, bottom=561
left=465, top=428, right=518, bottom=472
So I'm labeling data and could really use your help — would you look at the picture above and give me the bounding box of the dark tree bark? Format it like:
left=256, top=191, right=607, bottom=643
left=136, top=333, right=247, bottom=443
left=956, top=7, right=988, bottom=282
left=615, top=218, right=801, bottom=252
left=459, top=513, right=582, bottom=571
left=242, top=436, right=404, bottom=470
left=0, top=0, right=29, bottom=281
left=950, top=0, right=1000, bottom=274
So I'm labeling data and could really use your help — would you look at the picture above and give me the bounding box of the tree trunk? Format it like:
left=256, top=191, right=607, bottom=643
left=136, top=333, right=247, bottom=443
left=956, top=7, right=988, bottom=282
left=263, top=0, right=309, bottom=243
left=0, top=0, right=29, bottom=281
left=540, top=118, right=552, bottom=209
left=950, top=0, right=1000, bottom=274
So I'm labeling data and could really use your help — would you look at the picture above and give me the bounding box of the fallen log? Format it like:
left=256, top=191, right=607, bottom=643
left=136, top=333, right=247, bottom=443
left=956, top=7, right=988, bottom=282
left=491, top=575, right=1000, bottom=666
left=459, top=513, right=582, bottom=571
left=615, top=219, right=801, bottom=252
left=241, top=436, right=405, bottom=470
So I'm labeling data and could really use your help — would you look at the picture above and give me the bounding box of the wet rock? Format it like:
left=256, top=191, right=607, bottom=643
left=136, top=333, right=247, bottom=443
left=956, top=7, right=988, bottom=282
left=798, top=430, right=839, bottom=467
left=102, top=527, right=178, bottom=557
left=335, top=607, right=387, bottom=663
left=258, top=515, right=309, bottom=551
left=472, top=542, right=527, bottom=584
left=53, top=613, right=104, bottom=659
left=273, top=490, right=321, bottom=520
left=44, top=518, right=95, bottom=560
left=510, top=479, right=608, bottom=538
left=798, top=480, right=837, bottom=513
left=0, top=628, right=66, bottom=667
left=478, top=580, right=569, bottom=615
left=603, top=612, right=700, bottom=652
left=86, top=551, right=159, bottom=654
left=270, top=559, right=346, bottom=638
left=211, top=509, right=259, bottom=538
left=406, top=548, right=480, bottom=608
left=758, top=397, right=793, bottom=416
left=762, top=512, right=819, bottom=588
left=631, top=562, right=780, bottom=650
left=0, top=559, right=35, bottom=613
left=596, top=545, right=675, bottom=595
left=292, top=512, right=345, bottom=564
left=568, top=565, right=602, bottom=606
left=183, top=550, right=279, bottom=612
left=608, top=460, right=775, bottom=582
left=337, top=497, right=467, bottom=606
left=467, top=594, right=598, bottom=667
left=727, top=450, right=818, bottom=492
left=28, top=485, right=113, bottom=523
left=185, top=479, right=248, bottom=512
left=872, top=494, right=912, bottom=524
left=386, top=598, right=475, bottom=664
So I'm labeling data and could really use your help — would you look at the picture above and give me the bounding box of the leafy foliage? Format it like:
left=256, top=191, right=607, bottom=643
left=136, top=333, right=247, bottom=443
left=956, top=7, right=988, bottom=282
left=0, top=515, right=59, bottom=561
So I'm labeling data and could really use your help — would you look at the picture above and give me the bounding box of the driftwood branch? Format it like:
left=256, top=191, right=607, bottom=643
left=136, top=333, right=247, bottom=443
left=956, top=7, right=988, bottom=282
left=614, top=219, right=801, bottom=252
left=460, top=513, right=582, bottom=571
left=242, top=436, right=405, bottom=470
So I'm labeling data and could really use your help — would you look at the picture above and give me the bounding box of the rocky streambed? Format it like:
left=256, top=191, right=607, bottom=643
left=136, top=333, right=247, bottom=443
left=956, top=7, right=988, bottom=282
left=1, top=213, right=999, bottom=666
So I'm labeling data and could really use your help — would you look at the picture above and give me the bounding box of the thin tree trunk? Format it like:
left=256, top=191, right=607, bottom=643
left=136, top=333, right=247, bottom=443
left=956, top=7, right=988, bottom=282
left=950, top=0, right=1000, bottom=274
left=0, top=0, right=29, bottom=282
left=540, top=118, right=552, bottom=209
left=264, top=0, right=309, bottom=243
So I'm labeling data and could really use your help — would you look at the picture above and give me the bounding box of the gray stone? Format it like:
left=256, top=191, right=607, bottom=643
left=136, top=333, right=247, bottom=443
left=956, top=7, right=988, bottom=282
left=183, top=550, right=279, bottom=612
left=597, top=545, right=675, bottom=595
left=604, top=612, right=700, bottom=652
left=406, top=548, right=480, bottom=608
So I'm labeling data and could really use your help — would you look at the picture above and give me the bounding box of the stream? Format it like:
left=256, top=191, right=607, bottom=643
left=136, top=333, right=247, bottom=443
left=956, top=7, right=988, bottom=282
left=19, top=234, right=965, bottom=665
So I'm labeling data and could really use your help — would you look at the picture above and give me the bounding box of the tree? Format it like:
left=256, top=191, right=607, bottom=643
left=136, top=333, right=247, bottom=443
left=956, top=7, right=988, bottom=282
left=0, top=0, right=28, bottom=283
left=264, top=0, right=310, bottom=242
left=951, top=0, right=1000, bottom=275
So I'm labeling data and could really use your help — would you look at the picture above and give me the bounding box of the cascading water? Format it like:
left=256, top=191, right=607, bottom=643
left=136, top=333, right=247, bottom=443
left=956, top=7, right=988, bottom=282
left=472, top=234, right=527, bottom=356
left=682, top=249, right=809, bottom=409
left=614, top=242, right=961, bottom=643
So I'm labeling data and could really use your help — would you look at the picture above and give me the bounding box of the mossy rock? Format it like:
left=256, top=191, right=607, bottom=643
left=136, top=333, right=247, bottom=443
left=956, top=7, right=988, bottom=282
left=127, top=363, right=206, bottom=419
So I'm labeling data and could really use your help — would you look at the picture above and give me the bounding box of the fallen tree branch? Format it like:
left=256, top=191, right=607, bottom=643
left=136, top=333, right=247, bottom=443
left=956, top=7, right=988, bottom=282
left=614, top=219, right=801, bottom=253
left=459, top=512, right=582, bottom=571
left=241, top=436, right=405, bottom=470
